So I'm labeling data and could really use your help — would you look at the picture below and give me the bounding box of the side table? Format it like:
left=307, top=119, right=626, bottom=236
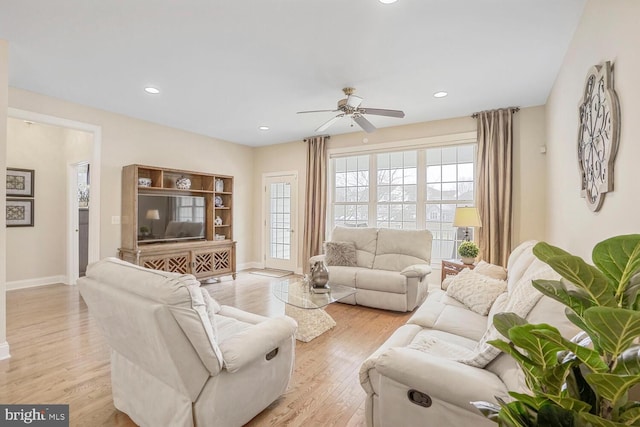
left=441, top=259, right=476, bottom=286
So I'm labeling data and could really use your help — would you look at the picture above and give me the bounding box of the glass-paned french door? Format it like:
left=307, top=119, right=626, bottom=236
left=264, top=174, right=298, bottom=272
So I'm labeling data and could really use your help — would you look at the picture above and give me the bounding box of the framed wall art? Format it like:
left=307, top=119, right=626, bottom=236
left=6, top=198, right=34, bottom=227
left=6, top=168, right=35, bottom=197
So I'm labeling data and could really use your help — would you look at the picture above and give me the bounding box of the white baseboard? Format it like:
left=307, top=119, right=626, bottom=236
left=6, top=275, right=67, bottom=291
left=237, top=262, right=303, bottom=275
left=0, top=341, right=11, bottom=360
left=237, top=261, right=262, bottom=271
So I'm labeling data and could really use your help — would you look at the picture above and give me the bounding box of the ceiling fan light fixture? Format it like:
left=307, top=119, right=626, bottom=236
left=433, top=91, right=448, bottom=98
left=144, top=86, right=160, bottom=94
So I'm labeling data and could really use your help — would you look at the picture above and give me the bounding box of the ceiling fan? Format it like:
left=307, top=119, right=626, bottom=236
left=297, top=87, right=405, bottom=133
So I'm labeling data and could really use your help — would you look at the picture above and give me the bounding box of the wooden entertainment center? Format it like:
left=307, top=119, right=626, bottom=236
left=118, top=164, right=236, bottom=280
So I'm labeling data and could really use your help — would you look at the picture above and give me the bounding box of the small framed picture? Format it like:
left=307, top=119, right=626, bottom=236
left=6, top=198, right=34, bottom=227
left=6, top=168, right=35, bottom=197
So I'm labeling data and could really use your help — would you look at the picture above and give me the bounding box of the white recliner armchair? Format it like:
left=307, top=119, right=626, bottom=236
left=78, top=257, right=297, bottom=427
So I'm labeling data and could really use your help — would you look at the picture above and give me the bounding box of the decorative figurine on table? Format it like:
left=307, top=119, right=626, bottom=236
left=214, top=216, right=223, bottom=226
left=310, top=260, right=330, bottom=293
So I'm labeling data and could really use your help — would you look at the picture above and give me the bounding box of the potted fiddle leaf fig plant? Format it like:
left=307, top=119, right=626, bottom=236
left=472, top=234, right=640, bottom=427
left=459, top=240, right=479, bottom=265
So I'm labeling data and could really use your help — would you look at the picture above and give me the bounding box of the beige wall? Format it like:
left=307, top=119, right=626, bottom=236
left=253, top=140, right=307, bottom=269
left=254, top=110, right=547, bottom=274
left=9, top=88, right=256, bottom=268
left=512, top=106, right=547, bottom=245
left=1, top=40, right=9, bottom=357
left=6, top=120, right=67, bottom=282
left=545, top=0, right=640, bottom=259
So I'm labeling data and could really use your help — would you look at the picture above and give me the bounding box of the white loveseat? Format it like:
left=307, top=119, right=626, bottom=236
left=310, top=226, right=433, bottom=312
left=359, top=240, right=580, bottom=427
left=78, top=257, right=297, bottom=427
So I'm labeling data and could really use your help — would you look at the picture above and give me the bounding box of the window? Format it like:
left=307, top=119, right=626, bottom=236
left=333, top=155, right=369, bottom=227
left=330, top=142, right=476, bottom=263
left=425, top=145, right=475, bottom=260
left=376, top=151, right=417, bottom=229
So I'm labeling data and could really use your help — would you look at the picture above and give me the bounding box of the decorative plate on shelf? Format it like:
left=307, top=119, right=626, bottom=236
left=215, top=195, right=223, bottom=207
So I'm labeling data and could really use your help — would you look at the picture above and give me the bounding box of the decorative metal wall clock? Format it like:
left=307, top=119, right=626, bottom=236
left=577, top=61, right=620, bottom=212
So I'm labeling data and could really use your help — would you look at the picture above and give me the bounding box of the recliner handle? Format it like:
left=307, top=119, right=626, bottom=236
left=407, top=389, right=432, bottom=408
left=265, top=348, right=279, bottom=361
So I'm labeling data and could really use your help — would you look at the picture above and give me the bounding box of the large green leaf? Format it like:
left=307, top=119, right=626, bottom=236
left=535, top=357, right=582, bottom=397
left=542, top=394, right=592, bottom=413
left=566, top=308, right=591, bottom=333
left=533, top=279, right=596, bottom=316
left=531, top=328, right=608, bottom=373
left=534, top=242, right=573, bottom=263
left=540, top=254, right=616, bottom=307
left=579, top=413, right=628, bottom=427
left=508, top=392, right=550, bottom=411
left=584, top=373, right=640, bottom=407
left=592, top=235, right=640, bottom=302
left=497, top=398, right=536, bottom=427
left=489, top=339, right=533, bottom=366
left=612, top=347, right=640, bottom=376
left=619, top=404, right=640, bottom=425
left=509, top=324, right=565, bottom=368
left=494, top=312, right=528, bottom=340
left=584, top=307, right=640, bottom=361
left=489, top=339, right=550, bottom=395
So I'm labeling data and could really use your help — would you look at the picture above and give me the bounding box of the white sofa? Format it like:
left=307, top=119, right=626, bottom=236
left=359, top=241, right=580, bottom=427
left=310, top=226, right=433, bottom=312
left=78, top=257, right=297, bottom=427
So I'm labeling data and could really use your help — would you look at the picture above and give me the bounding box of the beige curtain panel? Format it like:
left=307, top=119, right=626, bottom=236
left=476, top=108, right=516, bottom=267
left=302, top=135, right=329, bottom=272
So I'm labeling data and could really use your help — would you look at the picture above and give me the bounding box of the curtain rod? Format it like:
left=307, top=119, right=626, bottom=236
left=471, top=107, right=520, bottom=119
left=303, top=135, right=331, bottom=142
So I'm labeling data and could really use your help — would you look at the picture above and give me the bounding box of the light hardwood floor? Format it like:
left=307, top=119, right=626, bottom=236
left=1, top=272, right=412, bottom=426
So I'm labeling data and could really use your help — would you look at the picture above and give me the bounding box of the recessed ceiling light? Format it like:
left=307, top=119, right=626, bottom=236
left=144, top=87, right=160, bottom=94
left=379, top=0, right=398, bottom=3
left=433, top=91, right=448, bottom=98
left=259, top=126, right=270, bottom=131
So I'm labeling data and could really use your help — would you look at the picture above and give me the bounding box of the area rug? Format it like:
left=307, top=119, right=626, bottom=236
left=250, top=269, right=293, bottom=278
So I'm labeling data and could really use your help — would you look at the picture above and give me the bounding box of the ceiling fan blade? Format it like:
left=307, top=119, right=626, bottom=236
left=297, top=109, right=339, bottom=114
left=360, top=108, right=405, bottom=118
left=346, top=95, right=363, bottom=109
left=354, top=115, right=376, bottom=133
left=316, top=114, right=344, bottom=132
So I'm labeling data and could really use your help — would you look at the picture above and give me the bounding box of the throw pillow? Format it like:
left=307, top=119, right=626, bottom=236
left=324, top=241, right=357, bottom=266
left=445, top=269, right=507, bottom=316
left=474, top=260, right=508, bottom=281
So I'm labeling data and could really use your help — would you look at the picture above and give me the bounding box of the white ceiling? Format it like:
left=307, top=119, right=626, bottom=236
left=0, top=0, right=586, bottom=147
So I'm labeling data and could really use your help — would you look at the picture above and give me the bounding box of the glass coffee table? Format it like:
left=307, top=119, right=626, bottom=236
left=273, top=280, right=356, bottom=342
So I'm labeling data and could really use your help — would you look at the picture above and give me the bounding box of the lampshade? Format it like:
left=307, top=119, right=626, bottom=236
left=145, top=209, right=160, bottom=220
left=453, top=207, right=481, bottom=228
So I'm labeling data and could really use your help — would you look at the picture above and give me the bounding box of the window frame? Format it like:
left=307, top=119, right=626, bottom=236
left=327, top=132, right=477, bottom=265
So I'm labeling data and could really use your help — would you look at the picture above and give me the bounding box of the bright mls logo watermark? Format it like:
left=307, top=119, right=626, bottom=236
left=0, top=405, right=68, bottom=426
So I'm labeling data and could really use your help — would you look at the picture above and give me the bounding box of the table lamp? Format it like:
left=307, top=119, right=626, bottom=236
left=453, top=207, right=481, bottom=241
left=146, top=209, right=160, bottom=236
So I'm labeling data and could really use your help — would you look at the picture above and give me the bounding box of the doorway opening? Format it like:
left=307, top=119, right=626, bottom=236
left=7, top=108, right=102, bottom=286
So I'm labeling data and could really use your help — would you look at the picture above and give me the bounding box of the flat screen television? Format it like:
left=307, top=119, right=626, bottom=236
left=138, top=194, right=206, bottom=243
